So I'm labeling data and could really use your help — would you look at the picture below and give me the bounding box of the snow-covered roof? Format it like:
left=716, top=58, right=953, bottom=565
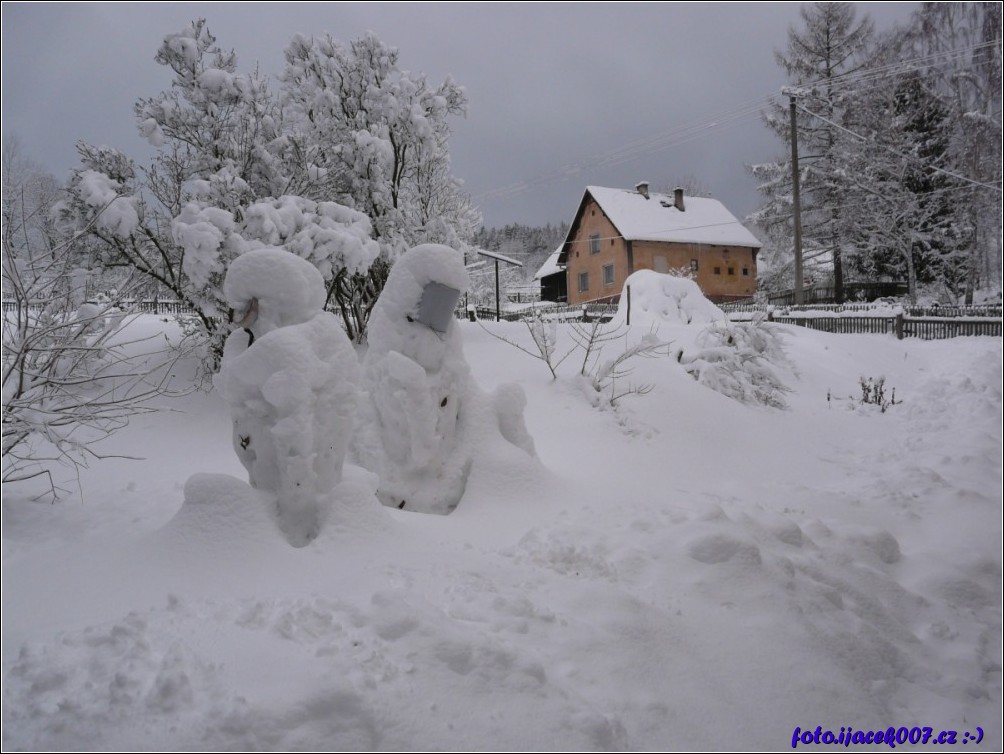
left=581, top=186, right=762, bottom=248
left=533, top=247, right=564, bottom=281
left=475, top=248, right=523, bottom=267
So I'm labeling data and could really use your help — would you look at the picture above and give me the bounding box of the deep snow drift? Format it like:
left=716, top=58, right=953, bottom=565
left=2, top=311, right=1001, bottom=750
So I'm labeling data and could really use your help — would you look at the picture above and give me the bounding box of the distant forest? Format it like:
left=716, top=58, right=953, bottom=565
left=472, top=222, right=569, bottom=284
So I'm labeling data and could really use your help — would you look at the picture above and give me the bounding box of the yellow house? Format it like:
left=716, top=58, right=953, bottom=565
left=558, top=183, right=761, bottom=305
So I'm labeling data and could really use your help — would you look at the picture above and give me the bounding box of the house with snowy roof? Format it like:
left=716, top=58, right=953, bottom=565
left=557, top=183, right=762, bottom=305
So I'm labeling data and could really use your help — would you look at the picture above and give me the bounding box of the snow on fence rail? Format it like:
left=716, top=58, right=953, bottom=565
left=720, top=302, right=1003, bottom=318
left=771, top=313, right=1001, bottom=340
left=457, top=301, right=618, bottom=323
left=2, top=299, right=195, bottom=315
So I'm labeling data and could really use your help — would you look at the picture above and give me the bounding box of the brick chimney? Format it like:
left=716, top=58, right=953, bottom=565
left=636, top=181, right=650, bottom=200
left=674, top=187, right=685, bottom=211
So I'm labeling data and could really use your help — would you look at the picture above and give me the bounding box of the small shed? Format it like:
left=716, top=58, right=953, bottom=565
left=534, top=247, right=567, bottom=303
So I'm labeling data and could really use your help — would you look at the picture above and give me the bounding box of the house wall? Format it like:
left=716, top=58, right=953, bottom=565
left=631, top=241, right=757, bottom=301
left=564, top=197, right=759, bottom=305
left=564, top=198, right=629, bottom=305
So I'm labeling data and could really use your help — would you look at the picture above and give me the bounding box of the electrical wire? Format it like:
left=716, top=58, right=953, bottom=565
left=797, top=104, right=1003, bottom=192
left=473, top=40, right=1001, bottom=207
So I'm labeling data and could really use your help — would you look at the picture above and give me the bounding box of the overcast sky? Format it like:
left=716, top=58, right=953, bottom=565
left=2, top=2, right=919, bottom=229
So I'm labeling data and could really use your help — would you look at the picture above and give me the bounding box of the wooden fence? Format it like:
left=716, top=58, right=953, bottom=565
left=761, top=282, right=910, bottom=306
left=721, top=302, right=1003, bottom=318
left=460, top=302, right=618, bottom=323
left=771, top=313, right=1001, bottom=340
left=2, top=299, right=195, bottom=316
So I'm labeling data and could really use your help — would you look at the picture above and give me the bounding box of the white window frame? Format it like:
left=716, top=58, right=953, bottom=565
left=578, top=271, right=590, bottom=293
left=589, top=233, right=601, bottom=254
left=603, top=264, right=615, bottom=286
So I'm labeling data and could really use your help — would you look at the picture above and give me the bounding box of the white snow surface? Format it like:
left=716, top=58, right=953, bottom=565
left=614, top=269, right=726, bottom=326
left=585, top=185, right=763, bottom=248
left=2, top=313, right=1001, bottom=751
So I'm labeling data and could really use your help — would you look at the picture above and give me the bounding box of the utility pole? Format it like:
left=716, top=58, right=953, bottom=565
left=789, top=94, right=804, bottom=305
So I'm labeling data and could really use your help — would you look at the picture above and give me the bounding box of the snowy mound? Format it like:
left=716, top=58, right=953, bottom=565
left=152, top=473, right=284, bottom=554
left=614, top=270, right=725, bottom=326
left=223, top=247, right=327, bottom=331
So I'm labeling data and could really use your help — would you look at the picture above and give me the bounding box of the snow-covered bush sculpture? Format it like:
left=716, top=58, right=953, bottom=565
left=613, top=270, right=725, bottom=327
left=353, top=244, right=536, bottom=514
left=214, top=248, right=361, bottom=545
left=680, top=313, right=792, bottom=408
left=608, top=271, right=790, bottom=408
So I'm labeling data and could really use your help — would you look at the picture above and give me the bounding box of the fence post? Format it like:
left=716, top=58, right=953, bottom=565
left=894, top=313, right=904, bottom=340
left=626, top=285, right=631, bottom=326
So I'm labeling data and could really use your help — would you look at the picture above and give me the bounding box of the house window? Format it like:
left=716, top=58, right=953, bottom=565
left=578, top=271, right=589, bottom=292
left=589, top=233, right=601, bottom=254
left=728, top=267, right=735, bottom=276
left=690, top=259, right=699, bottom=272
left=603, top=264, right=615, bottom=286
left=714, top=266, right=721, bottom=275
left=742, top=267, right=750, bottom=276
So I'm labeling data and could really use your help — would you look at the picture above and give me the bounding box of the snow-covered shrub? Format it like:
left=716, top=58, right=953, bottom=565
left=60, top=20, right=475, bottom=371
left=353, top=244, right=536, bottom=514
left=482, top=314, right=672, bottom=407
left=569, top=319, right=673, bottom=405
left=482, top=310, right=575, bottom=381
left=859, top=376, right=898, bottom=413
left=680, top=313, right=792, bottom=408
left=215, top=248, right=361, bottom=546
left=3, top=146, right=182, bottom=498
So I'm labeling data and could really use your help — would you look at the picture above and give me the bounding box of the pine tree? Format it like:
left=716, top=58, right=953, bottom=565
left=750, top=2, right=874, bottom=302
left=907, top=2, right=1002, bottom=301
left=840, top=65, right=959, bottom=302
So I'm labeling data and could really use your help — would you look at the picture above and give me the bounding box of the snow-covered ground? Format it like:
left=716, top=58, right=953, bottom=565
left=3, top=313, right=1001, bottom=750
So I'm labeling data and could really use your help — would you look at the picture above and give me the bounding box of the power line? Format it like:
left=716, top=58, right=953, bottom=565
left=797, top=104, right=1003, bottom=193
left=474, top=95, right=774, bottom=202
left=473, top=41, right=1001, bottom=206
left=807, top=41, right=999, bottom=93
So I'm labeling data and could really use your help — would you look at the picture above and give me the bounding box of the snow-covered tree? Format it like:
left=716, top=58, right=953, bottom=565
left=838, top=64, right=964, bottom=302
left=2, top=141, right=175, bottom=497
left=59, top=20, right=400, bottom=360
left=905, top=2, right=1002, bottom=301
left=750, top=2, right=874, bottom=302
left=136, top=19, right=291, bottom=208
left=281, top=32, right=475, bottom=248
